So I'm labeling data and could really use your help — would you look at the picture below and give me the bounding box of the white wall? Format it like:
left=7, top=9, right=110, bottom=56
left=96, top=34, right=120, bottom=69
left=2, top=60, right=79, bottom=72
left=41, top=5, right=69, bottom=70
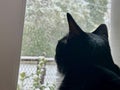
left=110, top=0, right=120, bottom=66
left=0, top=0, right=26, bottom=90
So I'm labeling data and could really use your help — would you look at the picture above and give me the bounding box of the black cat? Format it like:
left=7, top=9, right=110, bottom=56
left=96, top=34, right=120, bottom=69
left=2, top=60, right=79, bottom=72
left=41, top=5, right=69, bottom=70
left=55, top=13, right=120, bottom=90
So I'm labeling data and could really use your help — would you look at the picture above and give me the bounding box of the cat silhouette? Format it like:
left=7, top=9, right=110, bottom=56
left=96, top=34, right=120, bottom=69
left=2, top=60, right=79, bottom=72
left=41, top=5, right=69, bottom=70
left=55, top=13, right=120, bottom=90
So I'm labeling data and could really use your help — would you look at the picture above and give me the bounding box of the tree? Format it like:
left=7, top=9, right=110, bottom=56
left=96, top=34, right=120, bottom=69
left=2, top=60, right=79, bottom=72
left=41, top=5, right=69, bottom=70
left=21, top=0, right=109, bottom=57
left=84, top=0, right=108, bottom=31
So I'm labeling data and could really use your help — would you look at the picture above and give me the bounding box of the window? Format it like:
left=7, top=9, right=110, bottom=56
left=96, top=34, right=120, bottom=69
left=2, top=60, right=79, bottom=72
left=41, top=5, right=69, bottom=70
left=17, top=0, right=111, bottom=90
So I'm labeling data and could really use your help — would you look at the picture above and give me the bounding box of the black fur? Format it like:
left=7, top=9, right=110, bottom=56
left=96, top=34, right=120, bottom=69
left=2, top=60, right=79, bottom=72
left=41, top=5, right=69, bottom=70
left=55, top=13, right=120, bottom=90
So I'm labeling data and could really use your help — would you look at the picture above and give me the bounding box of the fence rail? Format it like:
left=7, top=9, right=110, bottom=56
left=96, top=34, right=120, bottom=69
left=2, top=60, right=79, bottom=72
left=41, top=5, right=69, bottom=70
left=21, top=56, right=54, bottom=61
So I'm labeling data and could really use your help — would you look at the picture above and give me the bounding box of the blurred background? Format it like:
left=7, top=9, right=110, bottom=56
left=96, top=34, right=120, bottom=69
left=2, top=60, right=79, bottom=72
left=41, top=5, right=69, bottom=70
left=17, top=0, right=111, bottom=90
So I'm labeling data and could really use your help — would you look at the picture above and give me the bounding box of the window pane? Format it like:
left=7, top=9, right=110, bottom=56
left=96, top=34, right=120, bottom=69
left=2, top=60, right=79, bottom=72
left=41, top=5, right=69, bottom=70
left=17, top=0, right=111, bottom=90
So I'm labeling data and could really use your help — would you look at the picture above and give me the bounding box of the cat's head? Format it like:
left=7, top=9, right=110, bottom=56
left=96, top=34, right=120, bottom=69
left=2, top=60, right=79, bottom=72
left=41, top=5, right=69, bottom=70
left=55, top=13, right=113, bottom=74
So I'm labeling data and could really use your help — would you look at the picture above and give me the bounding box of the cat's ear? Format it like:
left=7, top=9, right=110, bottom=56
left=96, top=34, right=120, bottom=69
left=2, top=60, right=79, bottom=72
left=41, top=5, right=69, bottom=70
left=67, top=13, right=85, bottom=36
left=93, top=24, right=108, bottom=38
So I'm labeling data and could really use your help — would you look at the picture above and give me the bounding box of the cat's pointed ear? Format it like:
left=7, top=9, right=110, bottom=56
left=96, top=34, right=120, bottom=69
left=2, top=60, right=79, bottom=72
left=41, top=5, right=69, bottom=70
left=67, top=13, right=84, bottom=35
left=93, top=24, right=108, bottom=38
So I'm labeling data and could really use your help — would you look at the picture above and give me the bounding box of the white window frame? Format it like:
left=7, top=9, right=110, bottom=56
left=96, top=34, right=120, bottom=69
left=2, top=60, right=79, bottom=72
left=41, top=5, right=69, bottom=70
left=0, top=0, right=26, bottom=90
left=110, top=0, right=120, bottom=66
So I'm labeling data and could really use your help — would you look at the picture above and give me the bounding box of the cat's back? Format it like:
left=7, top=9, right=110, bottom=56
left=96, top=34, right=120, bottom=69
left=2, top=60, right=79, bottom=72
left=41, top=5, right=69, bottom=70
left=59, top=65, right=120, bottom=90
